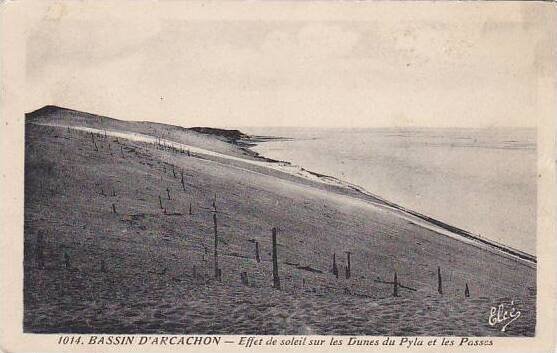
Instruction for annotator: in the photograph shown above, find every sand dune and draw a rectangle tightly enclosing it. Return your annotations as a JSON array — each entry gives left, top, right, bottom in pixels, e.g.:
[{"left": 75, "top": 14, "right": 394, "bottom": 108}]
[
  {"left": 35, "top": 122, "right": 535, "bottom": 266},
  {"left": 23, "top": 107, "right": 536, "bottom": 336}
]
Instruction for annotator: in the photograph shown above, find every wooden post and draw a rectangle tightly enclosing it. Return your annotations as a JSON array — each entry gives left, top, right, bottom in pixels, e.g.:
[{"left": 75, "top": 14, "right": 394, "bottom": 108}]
[
  {"left": 159, "top": 195, "right": 163, "bottom": 209},
  {"left": 64, "top": 249, "right": 71, "bottom": 269},
  {"left": 112, "top": 203, "right": 117, "bottom": 214},
  {"left": 393, "top": 272, "right": 399, "bottom": 297},
  {"left": 255, "top": 241, "right": 261, "bottom": 263},
  {"left": 181, "top": 171, "right": 185, "bottom": 191},
  {"left": 91, "top": 132, "right": 98, "bottom": 151},
  {"left": 465, "top": 283, "right": 470, "bottom": 298},
  {"left": 272, "top": 227, "right": 280, "bottom": 289},
  {"left": 189, "top": 202, "right": 192, "bottom": 215},
  {"left": 241, "top": 272, "right": 249, "bottom": 286},
  {"left": 213, "top": 213, "right": 220, "bottom": 281},
  {"left": 332, "top": 253, "right": 338, "bottom": 279},
  {"left": 345, "top": 251, "right": 351, "bottom": 279},
  {"left": 437, "top": 266, "right": 443, "bottom": 295}
]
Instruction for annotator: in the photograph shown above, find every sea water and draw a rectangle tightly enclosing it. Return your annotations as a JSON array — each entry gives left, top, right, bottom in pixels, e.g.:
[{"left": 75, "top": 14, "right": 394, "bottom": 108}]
[{"left": 242, "top": 127, "right": 537, "bottom": 255}]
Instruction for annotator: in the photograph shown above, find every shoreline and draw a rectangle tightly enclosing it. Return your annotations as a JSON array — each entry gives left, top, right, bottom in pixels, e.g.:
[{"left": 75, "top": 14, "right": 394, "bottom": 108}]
[
  {"left": 30, "top": 119, "right": 536, "bottom": 266},
  {"left": 244, "top": 133, "right": 537, "bottom": 265},
  {"left": 23, "top": 118, "right": 537, "bottom": 336}
]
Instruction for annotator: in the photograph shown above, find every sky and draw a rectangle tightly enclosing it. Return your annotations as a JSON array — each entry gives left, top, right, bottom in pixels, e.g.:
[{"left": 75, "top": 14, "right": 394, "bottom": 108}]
[{"left": 25, "top": 2, "right": 553, "bottom": 128}]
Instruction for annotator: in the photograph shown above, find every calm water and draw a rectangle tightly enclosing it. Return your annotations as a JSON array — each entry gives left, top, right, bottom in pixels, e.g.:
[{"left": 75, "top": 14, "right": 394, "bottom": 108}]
[{"left": 242, "top": 127, "right": 537, "bottom": 255}]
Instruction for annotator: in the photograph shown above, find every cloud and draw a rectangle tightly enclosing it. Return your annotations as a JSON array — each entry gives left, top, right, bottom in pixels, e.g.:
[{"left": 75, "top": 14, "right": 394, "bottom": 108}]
[
  {"left": 26, "top": 16, "right": 541, "bottom": 128},
  {"left": 26, "top": 16, "right": 162, "bottom": 80},
  {"left": 261, "top": 23, "right": 360, "bottom": 60}
]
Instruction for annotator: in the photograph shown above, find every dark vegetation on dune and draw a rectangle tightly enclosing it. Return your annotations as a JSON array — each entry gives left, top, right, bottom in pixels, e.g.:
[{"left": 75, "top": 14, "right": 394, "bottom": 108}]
[
  {"left": 23, "top": 106, "right": 536, "bottom": 336},
  {"left": 189, "top": 127, "right": 250, "bottom": 143},
  {"left": 26, "top": 105, "right": 282, "bottom": 162}
]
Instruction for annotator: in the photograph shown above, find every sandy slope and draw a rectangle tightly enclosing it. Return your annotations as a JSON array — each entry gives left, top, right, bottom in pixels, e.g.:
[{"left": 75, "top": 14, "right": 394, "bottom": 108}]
[
  {"left": 23, "top": 109, "right": 536, "bottom": 336},
  {"left": 35, "top": 122, "right": 535, "bottom": 265}
]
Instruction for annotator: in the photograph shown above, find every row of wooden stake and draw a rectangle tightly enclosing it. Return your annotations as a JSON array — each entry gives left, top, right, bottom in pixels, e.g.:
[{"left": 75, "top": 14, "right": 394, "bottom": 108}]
[
  {"left": 75, "top": 127, "right": 475, "bottom": 298},
  {"left": 392, "top": 267, "right": 471, "bottom": 298}
]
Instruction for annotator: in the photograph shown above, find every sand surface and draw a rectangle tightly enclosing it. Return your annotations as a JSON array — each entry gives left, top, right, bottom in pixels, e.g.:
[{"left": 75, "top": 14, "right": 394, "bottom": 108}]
[{"left": 23, "top": 109, "right": 536, "bottom": 336}]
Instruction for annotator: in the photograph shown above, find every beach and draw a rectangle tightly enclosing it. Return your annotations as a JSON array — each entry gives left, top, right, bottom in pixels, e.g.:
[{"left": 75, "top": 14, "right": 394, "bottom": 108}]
[
  {"left": 244, "top": 127, "right": 537, "bottom": 256},
  {"left": 23, "top": 106, "right": 536, "bottom": 336}
]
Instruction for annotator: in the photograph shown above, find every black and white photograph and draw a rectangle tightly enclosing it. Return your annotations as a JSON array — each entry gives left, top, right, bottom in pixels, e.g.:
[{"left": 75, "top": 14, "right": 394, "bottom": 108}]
[{"left": 1, "top": 1, "right": 556, "bottom": 351}]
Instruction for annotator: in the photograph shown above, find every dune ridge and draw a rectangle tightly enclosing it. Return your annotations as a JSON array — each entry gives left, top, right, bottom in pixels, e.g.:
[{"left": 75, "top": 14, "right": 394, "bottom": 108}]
[
  {"left": 23, "top": 106, "right": 536, "bottom": 335},
  {"left": 35, "top": 119, "right": 535, "bottom": 266}
]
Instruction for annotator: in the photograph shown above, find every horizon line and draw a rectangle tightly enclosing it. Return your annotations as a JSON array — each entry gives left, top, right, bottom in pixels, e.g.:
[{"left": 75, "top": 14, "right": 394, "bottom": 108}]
[{"left": 26, "top": 104, "right": 537, "bottom": 130}]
